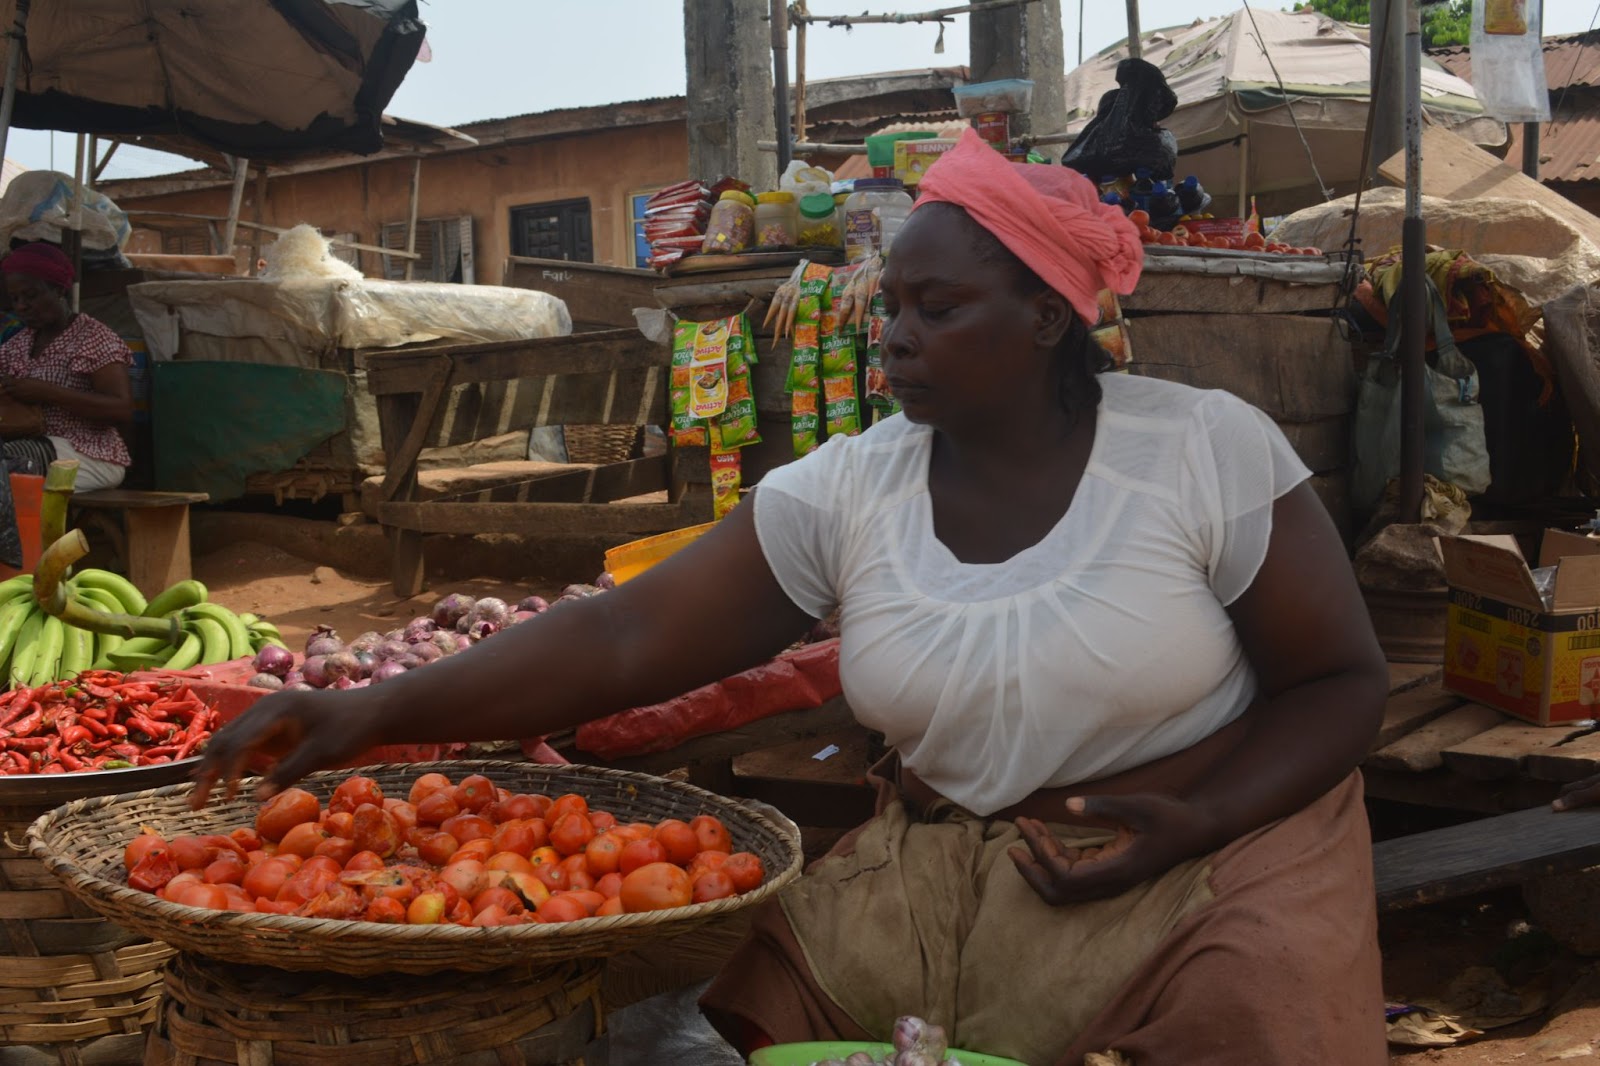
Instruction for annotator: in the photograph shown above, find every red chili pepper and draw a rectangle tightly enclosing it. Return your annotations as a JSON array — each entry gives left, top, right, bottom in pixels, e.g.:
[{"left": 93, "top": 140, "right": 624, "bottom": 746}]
[
  {"left": 141, "top": 745, "right": 180, "bottom": 758},
  {"left": 7, "top": 736, "right": 50, "bottom": 751},
  {"left": 9, "top": 707, "right": 42, "bottom": 737},
  {"left": 0, "top": 694, "right": 32, "bottom": 728},
  {"left": 58, "top": 725, "right": 92, "bottom": 747},
  {"left": 142, "top": 755, "right": 170, "bottom": 765},
  {"left": 126, "top": 716, "right": 173, "bottom": 742},
  {"left": 78, "top": 716, "right": 108, "bottom": 738},
  {"left": 175, "top": 728, "right": 208, "bottom": 761},
  {"left": 108, "top": 742, "right": 141, "bottom": 760},
  {"left": 38, "top": 762, "right": 64, "bottom": 773},
  {"left": 58, "top": 748, "right": 83, "bottom": 771},
  {"left": 104, "top": 722, "right": 127, "bottom": 737}
]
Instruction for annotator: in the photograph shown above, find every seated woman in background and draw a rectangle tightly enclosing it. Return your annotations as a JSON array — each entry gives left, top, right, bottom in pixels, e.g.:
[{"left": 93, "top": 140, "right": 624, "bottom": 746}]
[{"left": 0, "top": 242, "right": 133, "bottom": 489}]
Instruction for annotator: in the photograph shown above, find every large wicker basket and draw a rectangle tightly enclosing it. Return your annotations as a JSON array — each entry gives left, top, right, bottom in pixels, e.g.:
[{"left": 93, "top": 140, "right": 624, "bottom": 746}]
[
  {"left": 1, "top": 764, "right": 198, "bottom": 1065},
  {"left": 563, "top": 425, "right": 640, "bottom": 466},
  {"left": 30, "top": 761, "right": 802, "bottom": 977},
  {"left": 143, "top": 953, "right": 603, "bottom": 1066}
]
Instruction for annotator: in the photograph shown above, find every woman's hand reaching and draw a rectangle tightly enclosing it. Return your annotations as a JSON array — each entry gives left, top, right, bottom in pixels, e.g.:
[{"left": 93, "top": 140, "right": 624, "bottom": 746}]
[
  {"left": 1009, "top": 794, "right": 1222, "bottom": 905},
  {"left": 0, "top": 376, "right": 57, "bottom": 404},
  {"left": 191, "top": 688, "right": 382, "bottom": 808}
]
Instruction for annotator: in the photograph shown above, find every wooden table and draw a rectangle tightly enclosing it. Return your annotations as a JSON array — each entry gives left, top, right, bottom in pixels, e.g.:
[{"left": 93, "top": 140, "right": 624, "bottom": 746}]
[
  {"left": 71, "top": 489, "right": 209, "bottom": 596},
  {"left": 1364, "top": 663, "right": 1596, "bottom": 813}
]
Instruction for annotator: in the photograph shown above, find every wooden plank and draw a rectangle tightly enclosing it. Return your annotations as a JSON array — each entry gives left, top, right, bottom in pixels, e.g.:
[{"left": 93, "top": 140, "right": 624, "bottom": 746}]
[
  {"left": 1366, "top": 702, "right": 1506, "bottom": 773},
  {"left": 502, "top": 257, "right": 659, "bottom": 331},
  {"left": 1128, "top": 314, "right": 1355, "bottom": 422},
  {"left": 430, "top": 457, "right": 669, "bottom": 506},
  {"left": 363, "top": 330, "right": 665, "bottom": 396},
  {"left": 378, "top": 358, "right": 454, "bottom": 504},
  {"left": 1441, "top": 718, "right": 1568, "bottom": 781},
  {"left": 124, "top": 504, "right": 192, "bottom": 595},
  {"left": 1379, "top": 126, "right": 1600, "bottom": 252},
  {"left": 1390, "top": 662, "right": 1445, "bottom": 695},
  {"left": 1362, "top": 766, "right": 1560, "bottom": 814},
  {"left": 0, "top": 890, "right": 70, "bottom": 919},
  {"left": 1525, "top": 731, "right": 1600, "bottom": 784},
  {"left": 74, "top": 490, "right": 209, "bottom": 508},
  {"left": 378, "top": 388, "right": 426, "bottom": 598},
  {"left": 595, "top": 697, "right": 859, "bottom": 776},
  {"left": 1122, "top": 271, "right": 1344, "bottom": 315},
  {"left": 1372, "top": 684, "right": 1465, "bottom": 751},
  {"left": 379, "top": 499, "right": 690, "bottom": 537},
  {"left": 423, "top": 367, "right": 667, "bottom": 443},
  {"left": 1373, "top": 806, "right": 1600, "bottom": 911},
  {"left": 671, "top": 446, "right": 713, "bottom": 486}
]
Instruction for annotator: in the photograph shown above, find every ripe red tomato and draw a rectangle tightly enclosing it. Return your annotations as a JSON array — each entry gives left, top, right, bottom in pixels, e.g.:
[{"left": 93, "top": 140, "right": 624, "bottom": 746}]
[
  {"left": 486, "top": 851, "right": 535, "bottom": 877},
  {"left": 549, "top": 813, "right": 595, "bottom": 857},
  {"left": 595, "top": 872, "right": 623, "bottom": 900},
  {"left": 596, "top": 895, "right": 624, "bottom": 917},
  {"left": 448, "top": 839, "right": 496, "bottom": 864},
  {"left": 491, "top": 819, "right": 540, "bottom": 858},
  {"left": 535, "top": 894, "right": 589, "bottom": 924},
  {"left": 256, "top": 788, "right": 320, "bottom": 843},
  {"left": 364, "top": 896, "right": 407, "bottom": 923},
  {"left": 493, "top": 794, "right": 542, "bottom": 822},
  {"left": 124, "top": 832, "right": 167, "bottom": 872},
  {"left": 471, "top": 886, "right": 526, "bottom": 916},
  {"left": 470, "top": 904, "right": 516, "bottom": 927},
  {"left": 165, "top": 835, "right": 211, "bottom": 871},
  {"left": 329, "top": 775, "right": 384, "bottom": 815},
  {"left": 202, "top": 857, "right": 246, "bottom": 886},
  {"left": 417, "top": 832, "right": 460, "bottom": 866},
  {"left": 531, "top": 862, "right": 569, "bottom": 893},
  {"left": 386, "top": 802, "right": 419, "bottom": 835},
  {"left": 229, "top": 827, "right": 263, "bottom": 853},
  {"left": 528, "top": 846, "right": 562, "bottom": 869},
  {"left": 439, "top": 813, "right": 495, "bottom": 843},
  {"left": 455, "top": 775, "right": 498, "bottom": 813},
  {"left": 343, "top": 850, "right": 386, "bottom": 873},
  {"left": 408, "top": 773, "right": 454, "bottom": 807},
  {"left": 690, "top": 816, "right": 732, "bottom": 855},
  {"left": 415, "top": 790, "right": 460, "bottom": 827},
  {"left": 406, "top": 890, "right": 447, "bottom": 925},
  {"left": 313, "top": 837, "right": 358, "bottom": 866},
  {"left": 619, "top": 863, "right": 692, "bottom": 913},
  {"left": 499, "top": 871, "right": 551, "bottom": 910},
  {"left": 241, "top": 859, "right": 294, "bottom": 902},
  {"left": 352, "top": 804, "right": 402, "bottom": 858},
  {"left": 584, "top": 833, "right": 624, "bottom": 877},
  {"left": 565, "top": 889, "right": 606, "bottom": 915},
  {"left": 547, "top": 793, "right": 589, "bottom": 823},
  {"left": 277, "top": 822, "right": 331, "bottom": 859},
  {"left": 652, "top": 820, "right": 699, "bottom": 866},
  {"left": 589, "top": 811, "right": 617, "bottom": 832},
  {"left": 323, "top": 811, "right": 355, "bottom": 839},
  {"left": 721, "top": 852, "right": 765, "bottom": 893},
  {"left": 692, "top": 869, "right": 736, "bottom": 903},
  {"left": 129, "top": 849, "right": 180, "bottom": 893},
  {"left": 169, "top": 882, "right": 229, "bottom": 911},
  {"left": 618, "top": 838, "right": 667, "bottom": 876}
]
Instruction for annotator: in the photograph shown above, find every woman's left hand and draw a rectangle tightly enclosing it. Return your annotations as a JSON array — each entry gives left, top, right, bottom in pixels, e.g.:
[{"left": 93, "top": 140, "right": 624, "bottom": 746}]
[
  {"left": 0, "top": 376, "right": 54, "bottom": 404},
  {"left": 1008, "top": 793, "right": 1221, "bottom": 905}
]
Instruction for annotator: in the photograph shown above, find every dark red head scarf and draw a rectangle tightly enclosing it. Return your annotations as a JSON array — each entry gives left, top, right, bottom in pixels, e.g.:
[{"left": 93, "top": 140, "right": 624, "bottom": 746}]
[
  {"left": 1, "top": 242, "right": 75, "bottom": 290},
  {"left": 914, "top": 129, "right": 1143, "bottom": 325}
]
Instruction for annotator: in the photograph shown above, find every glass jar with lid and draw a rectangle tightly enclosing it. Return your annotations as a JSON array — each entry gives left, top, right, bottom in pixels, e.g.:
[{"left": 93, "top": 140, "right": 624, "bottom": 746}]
[
  {"left": 843, "top": 178, "right": 913, "bottom": 261},
  {"left": 798, "top": 193, "right": 842, "bottom": 248},
  {"left": 754, "top": 191, "right": 799, "bottom": 250},
  {"left": 702, "top": 190, "right": 756, "bottom": 255}
]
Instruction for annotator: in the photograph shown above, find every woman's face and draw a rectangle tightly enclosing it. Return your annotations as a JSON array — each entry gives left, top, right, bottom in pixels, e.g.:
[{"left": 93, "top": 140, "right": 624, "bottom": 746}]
[
  {"left": 5, "top": 273, "right": 67, "bottom": 330},
  {"left": 878, "top": 205, "right": 1070, "bottom": 431}
]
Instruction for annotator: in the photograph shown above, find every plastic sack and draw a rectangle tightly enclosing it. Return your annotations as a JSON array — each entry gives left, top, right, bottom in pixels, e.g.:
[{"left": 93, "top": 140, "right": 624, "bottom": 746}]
[
  {"left": 1469, "top": 0, "right": 1550, "bottom": 123},
  {"left": 1061, "top": 59, "right": 1180, "bottom": 181},
  {"left": 780, "top": 161, "right": 833, "bottom": 201},
  {"left": 1353, "top": 277, "right": 1492, "bottom": 512},
  {"left": 0, "top": 170, "right": 130, "bottom": 252}
]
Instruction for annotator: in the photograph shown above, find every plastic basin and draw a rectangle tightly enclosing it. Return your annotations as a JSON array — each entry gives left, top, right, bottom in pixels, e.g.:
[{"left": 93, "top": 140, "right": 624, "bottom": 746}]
[
  {"left": 750, "top": 1043, "right": 1026, "bottom": 1066},
  {"left": 603, "top": 522, "right": 715, "bottom": 584}
]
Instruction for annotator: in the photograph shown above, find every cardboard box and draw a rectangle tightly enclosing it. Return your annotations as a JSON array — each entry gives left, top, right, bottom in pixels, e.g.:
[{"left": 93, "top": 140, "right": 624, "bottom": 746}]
[
  {"left": 894, "top": 139, "right": 956, "bottom": 187},
  {"left": 1438, "top": 530, "right": 1600, "bottom": 725}
]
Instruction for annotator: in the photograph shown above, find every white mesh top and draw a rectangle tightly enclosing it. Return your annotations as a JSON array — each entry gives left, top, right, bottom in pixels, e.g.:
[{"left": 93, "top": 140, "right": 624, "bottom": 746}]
[{"left": 752, "top": 373, "right": 1311, "bottom": 816}]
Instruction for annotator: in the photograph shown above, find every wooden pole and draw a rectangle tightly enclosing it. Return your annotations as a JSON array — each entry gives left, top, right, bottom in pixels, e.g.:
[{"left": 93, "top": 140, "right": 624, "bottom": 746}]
[
  {"left": 1237, "top": 120, "right": 1249, "bottom": 221},
  {"left": 91, "top": 140, "right": 120, "bottom": 182},
  {"left": 795, "top": 3, "right": 808, "bottom": 144},
  {"left": 1522, "top": 122, "right": 1540, "bottom": 180},
  {"left": 248, "top": 167, "right": 267, "bottom": 276},
  {"left": 69, "top": 133, "right": 85, "bottom": 313},
  {"left": 0, "top": 0, "right": 30, "bottom": 173},
  {"left": 1125, "top": 0, "right": 1142, "bottom": 58},
  {"left": 772, "top": 0, "right": 792, "bottom": 173},
  {"left": 221, "top": 155, "right": 249, "bottom": 257},
  {"left": 403, "top": 156, "right": 422, "bottom": 281},
  {"left": 1398, "top": 0, "right": 1426, "bottom": 523}
]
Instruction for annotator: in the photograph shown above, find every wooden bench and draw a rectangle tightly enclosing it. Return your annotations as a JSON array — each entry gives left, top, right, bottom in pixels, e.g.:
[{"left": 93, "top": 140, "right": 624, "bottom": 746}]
[{"left": 71, "top": 490, "right": 208, "bottom": 596}]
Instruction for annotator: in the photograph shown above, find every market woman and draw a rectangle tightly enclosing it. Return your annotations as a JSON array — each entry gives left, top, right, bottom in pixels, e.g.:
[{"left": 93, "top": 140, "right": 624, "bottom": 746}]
[
  {"left": 196, "top": 131, "right": 1389, "bottom": 1064},
  {"left": 0, "top": 242, "right": 134, "bottom": 489}
]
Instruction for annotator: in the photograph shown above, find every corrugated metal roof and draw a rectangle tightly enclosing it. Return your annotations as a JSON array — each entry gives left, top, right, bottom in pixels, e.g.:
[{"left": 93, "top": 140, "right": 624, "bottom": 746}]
[{"left": 1432, "top": 31, "right": 1600, "bottom": 184}]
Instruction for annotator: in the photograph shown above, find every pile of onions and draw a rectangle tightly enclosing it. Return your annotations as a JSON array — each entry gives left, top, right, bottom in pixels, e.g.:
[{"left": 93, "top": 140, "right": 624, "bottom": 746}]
[{"left": 245, "top": 582, "right": 611, "bottom": 692}]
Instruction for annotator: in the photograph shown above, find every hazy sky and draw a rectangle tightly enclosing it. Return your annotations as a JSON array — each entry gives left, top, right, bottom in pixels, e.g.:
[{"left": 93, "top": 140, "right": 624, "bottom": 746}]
[{"left": 3, "top": 0, "right": 1593, "bottom": 180}]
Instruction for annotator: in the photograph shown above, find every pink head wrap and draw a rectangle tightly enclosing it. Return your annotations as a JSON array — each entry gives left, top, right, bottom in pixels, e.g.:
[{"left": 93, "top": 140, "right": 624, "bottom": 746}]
[
  {"left": 1, "top": 242, "right": 74, "bottom": 290},
  {"left": 913, "top": 129, "right": 1143, "bottom": 325}
]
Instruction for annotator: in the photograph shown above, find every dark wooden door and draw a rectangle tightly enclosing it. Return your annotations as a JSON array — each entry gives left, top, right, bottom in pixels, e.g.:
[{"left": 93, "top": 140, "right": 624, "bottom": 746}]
[{"left": 510, "top": 199, "right": 593, "bottom": 262}]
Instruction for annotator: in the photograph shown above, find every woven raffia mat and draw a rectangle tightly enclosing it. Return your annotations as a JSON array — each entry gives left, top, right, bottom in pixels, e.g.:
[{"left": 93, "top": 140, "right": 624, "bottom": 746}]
[
  {"left": 29, "top": 760, "right": 803, "bottom": 976},
  {"left": 144, "top": 953, "right": 603, "bottom": 1066}
]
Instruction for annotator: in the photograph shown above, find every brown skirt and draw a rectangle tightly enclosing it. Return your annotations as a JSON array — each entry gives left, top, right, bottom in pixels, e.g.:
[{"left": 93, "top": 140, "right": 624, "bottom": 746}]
[{"left": 701, "top": 760, "right": 1386, "bottom": 1065}]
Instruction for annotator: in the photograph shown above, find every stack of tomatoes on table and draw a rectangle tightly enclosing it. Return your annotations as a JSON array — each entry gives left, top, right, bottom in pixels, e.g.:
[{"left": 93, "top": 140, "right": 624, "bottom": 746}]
[
  {"left": 122, "top": 770, "right": 768, "bottom": 927},
  {"left": 1127, "top": 210, "right": 1324, "bottom": 255}
]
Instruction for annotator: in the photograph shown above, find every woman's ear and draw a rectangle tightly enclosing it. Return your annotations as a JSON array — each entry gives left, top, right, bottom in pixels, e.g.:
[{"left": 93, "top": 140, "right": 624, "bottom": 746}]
[{"left": 1033, "top": 289, "right": 1073, "bottom": 350}]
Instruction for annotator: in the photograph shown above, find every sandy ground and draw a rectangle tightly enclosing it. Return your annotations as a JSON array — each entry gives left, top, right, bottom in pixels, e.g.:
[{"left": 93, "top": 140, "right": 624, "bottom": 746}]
[{"left": 191, "top": 538, "right": 1600, "bottom": 1063}]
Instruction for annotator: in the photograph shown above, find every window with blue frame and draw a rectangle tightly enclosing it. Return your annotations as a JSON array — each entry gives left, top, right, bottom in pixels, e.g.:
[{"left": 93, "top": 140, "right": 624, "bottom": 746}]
[{"left": 630, "top": 189, "right": 660, "bottom": 268}]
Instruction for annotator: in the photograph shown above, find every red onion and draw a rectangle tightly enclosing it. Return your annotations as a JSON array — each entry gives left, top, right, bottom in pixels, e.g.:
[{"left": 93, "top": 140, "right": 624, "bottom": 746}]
[
  {"left": 371, "top": 660, "right": 408, "bottom": 684},
  {"left": 467, "top": 620, "right": 499, "bottom": 642},
  {"left": 396, "top": 654, "right": 424, "bottom": 670},
  {"left": 403, "top": 617, "right": 437, "bottom": 642},
  {"left": 252, "top": 644, "right": 295, "bottom": 679},
  {"left": 468, "top": 597, "right": 509, "bottom": 627},
  {"left": 324, "top": 651, "right": 361, "bottom": 683},
  {"left": 562, "top": 584, "right": 597, "bottom": 599},
  {"left": 410, "top": 641, "right": 442, "bottom": 663},
  {"left": 510, "top": 611, "right": 536, "bottom": 625},
  {"left": 332, "top": 676, "right": 357, "bottom": 690},
  {"left": 517, "top": 595, "right": 550, "bottom": 614},
  {"left": 301, "top": 656, "right": 332, "bottom": 688},
  {"left": 454, "top": 634, "right": 472, "bottom": 651},
  {"left": 354, "top": 649, "right": 379, "bottom": 676},
  {"left": 247, "top": 672, "right": 284, "bottom": 691},
  {"left": 428, "top": 631, "right": 458, "bottom": 657},
  {"left": 376, "top": 639, "right": 411, "bottom": 662},
  {"left": 594, "top": 572, "right": 617, "bottom": 590},
  {"left": 283, "top": 669, "right": 305, "bottom": 687},
  {"left": 431, "top": 593, "right": 476, "bottom": 628},
  {"left": 305, "top": 625, "right": 343, "bottom": 659},
  {"left": 384, "top": 628, "right": 405, "bottom": 643},
  {"left": 351, "top": 678, "right": 371, "bottom": 688},
  {"left": 284, "top": 682, "right": 314, "bottom": 692},
  {"left": 349, "top": 631, "right": 383, "bottom": 654}
]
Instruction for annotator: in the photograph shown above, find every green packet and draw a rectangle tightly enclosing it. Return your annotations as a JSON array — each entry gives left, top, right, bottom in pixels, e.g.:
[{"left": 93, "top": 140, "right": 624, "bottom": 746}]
[
  {"left": 669, "top": 319, "right": 709, "bottom": 446},
  {"left": 787, "top": 263, "right": 832, "bottom": 393},
  {"left": 822, "top": 373, "right": 860, "bottom": 439},
  {"left": 791, "top": 388, "right": 821, "bottom": 457}
]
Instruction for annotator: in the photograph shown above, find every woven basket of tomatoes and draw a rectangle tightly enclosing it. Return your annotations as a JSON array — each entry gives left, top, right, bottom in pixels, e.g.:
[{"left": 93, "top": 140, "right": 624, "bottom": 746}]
[{"left": 27, "top": 760, "right": 802, "bottom": 976}]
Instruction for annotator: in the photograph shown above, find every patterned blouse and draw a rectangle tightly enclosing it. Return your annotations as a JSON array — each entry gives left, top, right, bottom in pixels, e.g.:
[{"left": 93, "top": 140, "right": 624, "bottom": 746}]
[{"left": 0, "top": 314, "right": 132, "bottom": 466}]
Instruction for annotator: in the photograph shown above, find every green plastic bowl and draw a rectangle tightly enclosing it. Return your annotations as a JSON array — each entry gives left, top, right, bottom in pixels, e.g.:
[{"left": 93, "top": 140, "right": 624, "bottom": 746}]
[{"left": 750, "top": 1042, "right": 1026, "bottom": 1066}]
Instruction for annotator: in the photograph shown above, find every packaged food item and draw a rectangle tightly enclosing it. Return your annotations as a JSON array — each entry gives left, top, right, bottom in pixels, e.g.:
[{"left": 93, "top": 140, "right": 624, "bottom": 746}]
[
  {"left": 865, "top": 131, "right": 935, "bottom": 179},
  {"left": 864, "top": 287, "right": 892, "bottom": 410},
  {"left": 820, "top": 270, "right": 858, "bottom": 380},
  {"left": 823, "top": 373, "right": 861, "bottom": 439},
  {"left": 687, "top": 318, "right": 732, "bottom": 421},
  {"left": 786, "top": 262, "right": 832, "bottom": 393},
  {"left": 844, "top": 178, "right": 913, "bottom": 262},
  {"left": 1089, "top": 289, "right": 1132, "bottom": 369},
  {"left": 669, "top": 319, "right": 710, "bottom": 446},
  {"left": 952, "top": 79, "right": 1035, "bottom": 119},
  {"left": 798, "top": 193, "right": 842, "bottom": 247},
  {"left": 791, "top": 389, "right": 821, "bottom": 457},
  {"left": 715, "top": 314, "right": 761, "bottom": 449},
  {"left": 754, "top": 191, "right": 799, "bottom": 250},
  {"left": 894, "top": 138, "right": 957, "bottom": 187},
  {"left": 710, "top": 446, "right": 743, "bottom": 520},
  {"left": 702, "top": 190, "right": 756, "bottom": 255},
  {"left": 1484, "top": 0, "right": 1527, "bottom": 34}
]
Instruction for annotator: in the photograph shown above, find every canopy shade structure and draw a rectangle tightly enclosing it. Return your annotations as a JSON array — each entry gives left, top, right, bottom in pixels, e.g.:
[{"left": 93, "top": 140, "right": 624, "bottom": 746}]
[
  {"left": 1062, "top": 8, "right": 1507, "bottom": 213},
  {"left": 0, "top": 0, "right": 425, "bottom": 162}
]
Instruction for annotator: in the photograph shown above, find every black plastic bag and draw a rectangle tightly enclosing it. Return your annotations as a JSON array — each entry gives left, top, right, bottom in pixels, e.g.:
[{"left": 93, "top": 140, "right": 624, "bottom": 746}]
[{"left": 1063, "top": 58, "right": 1180, "bottom": 181}]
